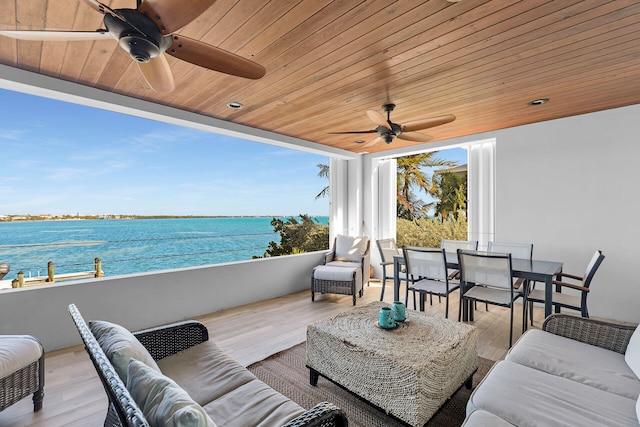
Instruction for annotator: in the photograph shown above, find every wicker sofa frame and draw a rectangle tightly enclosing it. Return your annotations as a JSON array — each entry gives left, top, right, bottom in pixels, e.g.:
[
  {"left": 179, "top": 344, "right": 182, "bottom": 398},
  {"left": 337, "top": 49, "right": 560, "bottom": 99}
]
[
  {"left": 541, "top": 313, "right": 637, "bottom": 353},
  {"left": 0, "top": 336, "right": 44, "bottom": 413},
  {"left": 68, "top": 304, "right": 348, "bottom": 427}
]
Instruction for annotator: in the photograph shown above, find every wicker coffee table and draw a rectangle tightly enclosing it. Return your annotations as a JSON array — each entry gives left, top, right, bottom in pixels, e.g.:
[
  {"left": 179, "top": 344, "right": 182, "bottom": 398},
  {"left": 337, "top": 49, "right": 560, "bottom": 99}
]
[{"left": 306, "top": 301, "right": 478, "bottom": 427}]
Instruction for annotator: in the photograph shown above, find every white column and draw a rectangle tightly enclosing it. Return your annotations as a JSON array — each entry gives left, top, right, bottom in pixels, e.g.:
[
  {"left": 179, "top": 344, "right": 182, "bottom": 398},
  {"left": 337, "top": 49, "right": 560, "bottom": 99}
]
[
  {"left": 467, "top": 139, "right": 496, "bottom": 250},
  {"left": 368, "top": 157, "right": 397, "bottom": 278},
  {"left": 329, "top": 156, "right": 364, "bottom": 239}
]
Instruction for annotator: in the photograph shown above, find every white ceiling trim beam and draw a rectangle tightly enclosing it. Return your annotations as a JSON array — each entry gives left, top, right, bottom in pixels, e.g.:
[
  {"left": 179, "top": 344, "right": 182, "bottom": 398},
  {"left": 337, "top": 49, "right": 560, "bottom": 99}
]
[{"left": 0, "top": 65, "right": 358, "bottom": 160}]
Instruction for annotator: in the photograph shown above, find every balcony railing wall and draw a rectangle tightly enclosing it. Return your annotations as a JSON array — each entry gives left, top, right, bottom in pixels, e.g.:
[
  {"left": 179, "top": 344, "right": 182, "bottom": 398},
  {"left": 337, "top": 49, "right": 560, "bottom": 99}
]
[{"left": 0, "top": 251, "right": 325, "bottom": 351}]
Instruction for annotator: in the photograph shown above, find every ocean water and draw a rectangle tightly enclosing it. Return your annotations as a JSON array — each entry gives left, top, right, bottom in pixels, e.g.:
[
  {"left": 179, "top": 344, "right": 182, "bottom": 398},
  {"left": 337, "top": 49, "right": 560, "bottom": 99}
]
[{"left": 0, "top": 217, "right": 328, "bottom": 281}]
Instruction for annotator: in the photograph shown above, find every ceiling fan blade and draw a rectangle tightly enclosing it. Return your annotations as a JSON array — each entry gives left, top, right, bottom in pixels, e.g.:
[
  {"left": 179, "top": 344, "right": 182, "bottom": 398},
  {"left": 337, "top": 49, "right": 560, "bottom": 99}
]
[
  {"left": 397, "top": 132, "right": 433, "bottom": 143},
  {"left": 0, "top": 30, "right": 111, "bottom": 41},
  {"left": 138, "top": 0, "right": 215, "bottom": 34},
  {"left": 367, "top": 110, "right": 391, "bottom": 129},
  {"left": 166, "top": 35, "right": 265, "bottom": 79},
  {"left": 401, "top": 114, "right": 456, "bottom": 132},
  {"left": 362, "top": 137, "right": 382, "bottom": 148},
  {"left": 137, "top": 53, "right": 175, "bottom": 92},
  {"left": 329, "top": 130, "right": 377, "bottom": 134}
]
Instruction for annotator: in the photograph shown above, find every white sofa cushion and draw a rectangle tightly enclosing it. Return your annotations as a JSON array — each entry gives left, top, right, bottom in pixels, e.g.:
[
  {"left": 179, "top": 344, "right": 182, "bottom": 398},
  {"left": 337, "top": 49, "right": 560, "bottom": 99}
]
[
  {"left": 333, "top": 235, "right": 368, "bottom": 262},
  {"left": 127, "top": 359, "right": 216, "bottom": 427},
  {"left": 462, "top": 409, "right": 513, "bottom": 426},
  {"left": 313, "top": 265, "right": 357, "bottom": 281},
  {"left": 506, "top": 329, "right": 640, "bottom": 399},
  {"left": 467, "top": 360, "right": 639, "bottom": 426},
  {"left": 325, "top": 261, "right": 362, "bottom": 270},
  {"left": 0, "top": 335, "right": 42, "bottom": 378},
  {"left": 157, "top": 340, "right": 306, "bottom": 427},
  {"left": 625, "top": 325, "right": 640, "bottom": 379}
]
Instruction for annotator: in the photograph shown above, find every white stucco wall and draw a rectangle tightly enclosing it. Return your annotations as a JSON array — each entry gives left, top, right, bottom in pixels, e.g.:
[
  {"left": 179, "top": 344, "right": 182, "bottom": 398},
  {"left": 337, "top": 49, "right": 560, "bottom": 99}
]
[
  {"left": 492, "top": 104, "right": 640, "bottom": 323},
  {"left": 0, "top": 252, "right": 325, "bottom": 351}
]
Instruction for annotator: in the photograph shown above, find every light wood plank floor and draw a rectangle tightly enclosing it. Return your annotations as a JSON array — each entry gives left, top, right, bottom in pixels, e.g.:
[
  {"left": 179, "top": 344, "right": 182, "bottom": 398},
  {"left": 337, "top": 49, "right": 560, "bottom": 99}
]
[{"left": 0, "top": 280, "right": 546, "bottom": 427}]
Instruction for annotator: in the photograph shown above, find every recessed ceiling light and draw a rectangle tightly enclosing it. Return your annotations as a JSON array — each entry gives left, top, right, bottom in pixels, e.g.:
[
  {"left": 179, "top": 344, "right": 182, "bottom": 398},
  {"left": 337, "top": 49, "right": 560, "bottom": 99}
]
[
  {"left": 355, "top": 140, "right": 365, "bottom": 144},
  {"left": 447, "top": 0, "right": 462, "bottom": 2},
  {"left": 226, "top": 102, "right": 244, "bottom": 109},
  {"left": 528, "top": 98, "right": 549, "bottom": 106}
]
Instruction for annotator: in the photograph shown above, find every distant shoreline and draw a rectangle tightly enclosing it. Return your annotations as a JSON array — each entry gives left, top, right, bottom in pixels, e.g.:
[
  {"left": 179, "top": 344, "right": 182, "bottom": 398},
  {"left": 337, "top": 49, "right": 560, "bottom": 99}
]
[{"left": 0, "top": 214, "right": 328, "bottom": 223}]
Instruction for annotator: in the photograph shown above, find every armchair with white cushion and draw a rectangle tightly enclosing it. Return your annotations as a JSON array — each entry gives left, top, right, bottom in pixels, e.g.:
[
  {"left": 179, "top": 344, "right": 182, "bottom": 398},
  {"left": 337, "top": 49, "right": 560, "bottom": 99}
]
[{"left": 324, "top": 235, "right": 371, "bottom": 289}]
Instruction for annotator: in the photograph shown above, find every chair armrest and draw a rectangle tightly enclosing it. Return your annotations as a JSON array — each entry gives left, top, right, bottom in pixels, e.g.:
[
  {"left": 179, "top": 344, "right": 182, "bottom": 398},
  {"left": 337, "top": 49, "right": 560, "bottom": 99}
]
[
  {"left": 552, "top": 279, "right": 589, "bottom": 292},
  {"left": 542, "top": 314, "right": 637, "bottom": 354},
  {"left": 281, "top": 402, "right": 348, "bottom": 427},
  {"left": 134, "top": 321, "right": 209, "bottom": 361},
  {"left": 380, "top": 261, "right": 394, "bottom": 266},
  {"left": 513, "top": 277, "right": 525, "bottom": 289},
  {"left": 557, "top": 272, "right": 583, "bottom": 281},
  {"left": 324, "top": 250, "right": 335, "bottom": 264}
]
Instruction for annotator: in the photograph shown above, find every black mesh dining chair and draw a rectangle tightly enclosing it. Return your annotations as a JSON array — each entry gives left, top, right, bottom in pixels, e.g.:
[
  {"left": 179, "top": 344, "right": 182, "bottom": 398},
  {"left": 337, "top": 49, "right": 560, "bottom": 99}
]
[
  {"left": 458, "top": 249, "right": 523, "bottom": 347},
  {"left": 403, "top": 246, "right": 459, "bottom": 319}
]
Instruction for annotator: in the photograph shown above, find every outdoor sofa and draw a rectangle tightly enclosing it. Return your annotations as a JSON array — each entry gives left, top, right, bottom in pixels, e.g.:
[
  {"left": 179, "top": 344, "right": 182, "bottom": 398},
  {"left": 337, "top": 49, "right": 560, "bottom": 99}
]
[
  {"left": 463, "top": 313, "right": 640, "bottom": 426},
  {"left": 68, "top": 304, "right": 347, "bottom": 427}
]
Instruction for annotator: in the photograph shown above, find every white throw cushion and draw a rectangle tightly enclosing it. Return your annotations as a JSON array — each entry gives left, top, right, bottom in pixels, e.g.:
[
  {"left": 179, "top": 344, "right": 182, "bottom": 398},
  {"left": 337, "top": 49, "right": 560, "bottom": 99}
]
[
  {"left": 626, "top": 325, "right": 640, "bottom": 379},
  {"left": 637, "top": 394, "right": 640, "bottom": 423},
  {"left": 90, "top": 320, "right": 160, "bottom": 383},
  {"left": 333, "top": 235, "right": 368, "bottom": 262},
  {"left": 127, "top": 359, "right": 216, "bottom": 427}
]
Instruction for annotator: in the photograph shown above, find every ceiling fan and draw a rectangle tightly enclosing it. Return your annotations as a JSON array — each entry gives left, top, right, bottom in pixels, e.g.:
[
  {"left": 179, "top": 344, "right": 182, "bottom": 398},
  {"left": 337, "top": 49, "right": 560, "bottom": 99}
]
[
  {"left": 330, "top": 103, "right": 455, "bottom": 147},
  {"left": 0, "top": 0, "right": 266, "bottom": 93}
]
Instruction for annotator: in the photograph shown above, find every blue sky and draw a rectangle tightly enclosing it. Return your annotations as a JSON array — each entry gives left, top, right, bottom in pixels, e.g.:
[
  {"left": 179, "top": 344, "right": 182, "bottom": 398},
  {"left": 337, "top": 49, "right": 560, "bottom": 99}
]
[{"left": 0, "top": 88, "right": 466, "bottom": 217}]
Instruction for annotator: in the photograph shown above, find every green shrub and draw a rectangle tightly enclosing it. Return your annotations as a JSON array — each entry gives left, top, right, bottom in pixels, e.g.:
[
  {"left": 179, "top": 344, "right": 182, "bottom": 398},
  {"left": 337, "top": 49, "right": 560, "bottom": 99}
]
[
  {"left": 260, "top": 215, "right": 329, "bottom": 257},
  {"left": 396, "top": 216, "right": 468, "bottom": 248}
]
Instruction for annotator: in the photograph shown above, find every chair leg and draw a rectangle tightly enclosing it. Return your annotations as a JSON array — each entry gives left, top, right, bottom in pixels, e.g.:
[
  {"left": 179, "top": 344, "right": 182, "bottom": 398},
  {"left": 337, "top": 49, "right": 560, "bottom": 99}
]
[
  {"left": 405, "top": 282, "right": 410, "bottom": 307},
  {"left": 380, "top": 277, "right": 386, "bottom": 301},
  {"left": 444, "top": 294, "right": 449, "bottom": 319},
  {"left": 529, "top": 300, "right": 534, "bottom": 326},
  {"left": 509, "top": 305, "right": 514, "bottom": 348}
]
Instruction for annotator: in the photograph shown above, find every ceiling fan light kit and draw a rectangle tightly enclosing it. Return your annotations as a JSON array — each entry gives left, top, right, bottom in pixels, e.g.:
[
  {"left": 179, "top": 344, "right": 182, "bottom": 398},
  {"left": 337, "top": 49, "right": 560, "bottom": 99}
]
[{"left": 0, "top": 0, "right": 265, "bottom": 93}]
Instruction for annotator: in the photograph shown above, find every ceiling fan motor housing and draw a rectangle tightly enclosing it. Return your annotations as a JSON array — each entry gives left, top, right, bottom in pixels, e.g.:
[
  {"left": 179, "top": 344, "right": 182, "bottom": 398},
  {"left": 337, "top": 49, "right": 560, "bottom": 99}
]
[{"left": 105, "top": 9, "right": 170, "bottom": 63}]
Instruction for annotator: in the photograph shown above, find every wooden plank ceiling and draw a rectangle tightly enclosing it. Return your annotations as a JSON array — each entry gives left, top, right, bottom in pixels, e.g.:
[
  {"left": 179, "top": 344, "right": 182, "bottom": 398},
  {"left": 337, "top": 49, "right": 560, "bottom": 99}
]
[{"left": 1, "top": 0, "right": 639, "bottom": 154}]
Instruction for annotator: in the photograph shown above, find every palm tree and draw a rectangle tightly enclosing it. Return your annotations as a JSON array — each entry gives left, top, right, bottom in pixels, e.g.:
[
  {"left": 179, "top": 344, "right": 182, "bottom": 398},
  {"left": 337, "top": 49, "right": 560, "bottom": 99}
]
[
  {"left": 433, "top": 172, "right": 467, "bottom": 220},
  {"left": 397, "top": 153, "right": 455, "bottom": 220},
  {"left": 315, "top": 163, "right": 330, "bottom": 200}
]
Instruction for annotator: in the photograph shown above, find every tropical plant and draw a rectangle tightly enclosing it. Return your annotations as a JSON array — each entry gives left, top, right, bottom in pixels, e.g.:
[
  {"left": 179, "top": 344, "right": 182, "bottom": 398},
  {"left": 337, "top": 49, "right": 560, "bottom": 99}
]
[
  {"left": 397, "top": 153, "right": 455, "bottom": 220},
  {"left": 315, "top": 163, "right": 330, "bottom": 200},
  {"left": 433, "top": 172, "right": 467, "bottom": 220},
  {"left": 261, "top": 215, "right": 329, "bottom": 257}
]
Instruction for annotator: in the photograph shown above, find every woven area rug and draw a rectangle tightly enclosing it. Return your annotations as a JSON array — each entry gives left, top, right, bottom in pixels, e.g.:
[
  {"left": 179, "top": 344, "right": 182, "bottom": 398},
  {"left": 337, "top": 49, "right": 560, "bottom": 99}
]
[{"left": 248, "top": 342, "right": 495, "bottom": 427}]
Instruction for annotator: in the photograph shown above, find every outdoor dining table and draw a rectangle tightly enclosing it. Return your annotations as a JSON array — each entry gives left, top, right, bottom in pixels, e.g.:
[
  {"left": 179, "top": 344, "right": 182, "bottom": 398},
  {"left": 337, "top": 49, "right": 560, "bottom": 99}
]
[{"left": 393, "top": 251, "right": 563, "bottom": 319}]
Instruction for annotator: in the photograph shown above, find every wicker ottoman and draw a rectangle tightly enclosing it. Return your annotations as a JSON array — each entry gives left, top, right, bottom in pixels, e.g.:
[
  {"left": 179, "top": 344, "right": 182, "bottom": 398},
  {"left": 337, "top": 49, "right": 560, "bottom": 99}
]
[
  {"left": 0, "top": 335, "right": 44, "bottom": 413},
  {"left": 306, "top": 301, "right": 478, "bottom": 427},
  {"left": 311, "top": 265, "right": 363, "bottom": 305}
]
